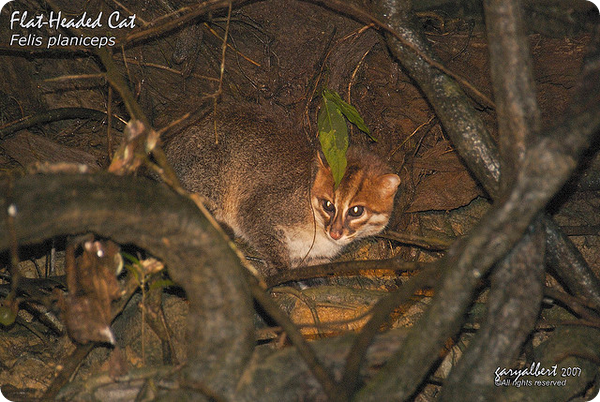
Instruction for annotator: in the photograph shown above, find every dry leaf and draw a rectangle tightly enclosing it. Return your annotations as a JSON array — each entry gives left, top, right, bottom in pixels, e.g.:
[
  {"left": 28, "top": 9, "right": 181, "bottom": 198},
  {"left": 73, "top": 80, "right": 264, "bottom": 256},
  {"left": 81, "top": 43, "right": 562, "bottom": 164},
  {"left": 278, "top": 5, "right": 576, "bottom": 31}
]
[{"left": 59, "top": 238, "right": 123, "bottom": 345}]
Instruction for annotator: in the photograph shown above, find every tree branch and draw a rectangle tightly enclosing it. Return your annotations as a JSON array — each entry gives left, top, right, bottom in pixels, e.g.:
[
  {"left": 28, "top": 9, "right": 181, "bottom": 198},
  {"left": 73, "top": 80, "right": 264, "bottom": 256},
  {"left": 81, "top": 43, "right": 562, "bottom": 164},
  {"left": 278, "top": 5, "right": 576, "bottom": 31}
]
[
  {"left": 442, "top": 0, "right": 546, "bottom": 398},
  {"left": 0, "top": 174, "right": 255, "bottom": 399},
  {"left": 352, "top": 1, "right": 600, "bottom": 398}
]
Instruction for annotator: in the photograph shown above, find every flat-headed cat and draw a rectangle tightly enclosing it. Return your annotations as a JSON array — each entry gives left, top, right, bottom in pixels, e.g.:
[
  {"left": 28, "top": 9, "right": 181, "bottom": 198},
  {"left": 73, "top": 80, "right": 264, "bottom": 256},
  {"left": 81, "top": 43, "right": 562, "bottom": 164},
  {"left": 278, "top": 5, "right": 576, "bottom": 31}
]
[{"left": 164, "top": 104, "right": 400, "bottom": 276}]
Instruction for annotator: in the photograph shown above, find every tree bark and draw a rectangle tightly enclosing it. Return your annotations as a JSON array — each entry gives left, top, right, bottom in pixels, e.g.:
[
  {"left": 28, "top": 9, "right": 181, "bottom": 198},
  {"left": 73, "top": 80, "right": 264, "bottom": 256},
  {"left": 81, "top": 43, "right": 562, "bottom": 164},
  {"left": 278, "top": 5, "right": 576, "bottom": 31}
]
[
  {"left": 0, "top": 174, "right": 255, "bottom": 400},
  {"left": 351, "top": 1, "right": 600, "bottom": 399}
]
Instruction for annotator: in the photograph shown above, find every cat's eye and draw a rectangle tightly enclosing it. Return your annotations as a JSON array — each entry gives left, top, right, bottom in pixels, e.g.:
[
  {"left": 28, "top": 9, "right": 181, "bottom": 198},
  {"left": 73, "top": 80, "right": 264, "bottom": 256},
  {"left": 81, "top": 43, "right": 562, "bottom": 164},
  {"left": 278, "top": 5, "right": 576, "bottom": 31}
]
[
  {"left": 322, "top": 200, "right": 335, "bottom": 214},
  {"left": 348, "top": 205, "right": 365, "bottom": 217}
]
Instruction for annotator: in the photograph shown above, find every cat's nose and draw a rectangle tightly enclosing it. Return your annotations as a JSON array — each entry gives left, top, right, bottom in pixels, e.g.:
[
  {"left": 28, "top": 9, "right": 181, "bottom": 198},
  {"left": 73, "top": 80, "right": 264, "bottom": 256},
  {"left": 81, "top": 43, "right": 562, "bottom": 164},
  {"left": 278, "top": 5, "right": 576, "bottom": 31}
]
[
  {"left": 330, "top": 228, "right": 343, "bottom": 240},
  {"left": 330, "top": 214, "right": 345, "bottom": 240}
]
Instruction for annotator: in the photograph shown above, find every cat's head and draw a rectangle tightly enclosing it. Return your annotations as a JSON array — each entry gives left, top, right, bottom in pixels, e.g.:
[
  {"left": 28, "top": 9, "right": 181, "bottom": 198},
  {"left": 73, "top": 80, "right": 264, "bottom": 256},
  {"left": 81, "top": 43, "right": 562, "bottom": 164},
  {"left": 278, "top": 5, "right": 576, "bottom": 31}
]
[{"left": 311, "top": 148, "right": 400, "bottom": 245}]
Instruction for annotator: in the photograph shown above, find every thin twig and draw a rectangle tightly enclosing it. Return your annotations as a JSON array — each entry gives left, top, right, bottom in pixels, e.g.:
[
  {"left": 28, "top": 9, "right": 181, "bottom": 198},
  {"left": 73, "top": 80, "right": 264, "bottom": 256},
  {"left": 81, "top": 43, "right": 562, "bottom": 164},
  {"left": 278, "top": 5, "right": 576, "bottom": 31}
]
[
  {"left": 390, "top": 114, "right": 437, "bottom": 157},
  {"left": 43, "top": 73, "right": 105, "bottom": 82},
  {"left": 304, "top": 0, "right": 495, "bottom": 108},
  {"left": 211, "top": 2, "right": 233, "bottom": 144},
  {"left": 265, "top": 257, "right": 426, "bottom": 288},
  {"left": 544, "top": 287, "right": 600, "bottom": 320},
  {"left": 113, "top": 56, "right": 220, "bottom": 82},
  {"left": 107, "top": 86, "right": 114, "bottom": 161},
  {"left": 204, "top": 22, "right": 262, "bottom": 67},
  {"left": 120, "top": 0, "right": 247, "bottom": 46},
  {"left": 347, "top": 43, "right": 372, "bottom": 103},
  {"left": 0, "top": 108, "right": 125, "bottom": 140},
  {"left": 380, "top": 229, "right": 453, "bottom": 250}
]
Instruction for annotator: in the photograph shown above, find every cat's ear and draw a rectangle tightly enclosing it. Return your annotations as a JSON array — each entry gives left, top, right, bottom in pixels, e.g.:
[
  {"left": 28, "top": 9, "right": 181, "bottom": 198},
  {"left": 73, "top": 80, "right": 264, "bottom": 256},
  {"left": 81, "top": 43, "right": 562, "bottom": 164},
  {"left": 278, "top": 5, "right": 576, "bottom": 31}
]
[{"left": 378, "top": 174, "right": 400, "bottom": 198}]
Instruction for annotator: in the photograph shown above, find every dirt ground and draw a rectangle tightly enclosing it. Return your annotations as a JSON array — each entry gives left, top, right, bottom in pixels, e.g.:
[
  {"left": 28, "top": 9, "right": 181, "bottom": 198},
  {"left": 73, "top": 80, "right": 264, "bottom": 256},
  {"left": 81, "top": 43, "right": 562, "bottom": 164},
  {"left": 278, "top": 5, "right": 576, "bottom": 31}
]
[{"left": 0, "top": 0, "right": 599, "bottom": 400}]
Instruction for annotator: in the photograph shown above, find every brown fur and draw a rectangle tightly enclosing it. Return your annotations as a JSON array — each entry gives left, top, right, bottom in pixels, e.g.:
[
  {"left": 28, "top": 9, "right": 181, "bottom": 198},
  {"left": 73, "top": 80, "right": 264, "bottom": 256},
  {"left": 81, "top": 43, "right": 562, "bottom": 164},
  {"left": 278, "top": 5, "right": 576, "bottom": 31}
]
[{"left": 164, "top": 104, "right": 400, "bottom": 276}]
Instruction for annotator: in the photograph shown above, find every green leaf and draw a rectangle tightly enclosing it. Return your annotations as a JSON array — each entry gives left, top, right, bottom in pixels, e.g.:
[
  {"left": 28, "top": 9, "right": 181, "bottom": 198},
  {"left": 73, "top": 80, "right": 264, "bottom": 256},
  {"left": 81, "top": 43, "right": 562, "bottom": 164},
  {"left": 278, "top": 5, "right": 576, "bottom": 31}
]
[
  {"left": 318, "top": 94, "right": 348, "bottom": 189},
  {"left": 323, "top": 89, "right": 376, "bottom": 141},
  {"left": 121, "top": 252, "right": 140, "bottom": 265}
]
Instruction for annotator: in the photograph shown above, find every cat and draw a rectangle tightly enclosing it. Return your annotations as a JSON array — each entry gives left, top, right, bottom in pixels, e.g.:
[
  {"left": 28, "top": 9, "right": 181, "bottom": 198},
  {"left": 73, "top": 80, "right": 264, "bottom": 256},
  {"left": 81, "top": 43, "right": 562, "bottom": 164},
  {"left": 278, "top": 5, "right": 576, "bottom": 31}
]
[{"left": 163, "top": 104, "right": 400, "bottom": 276}]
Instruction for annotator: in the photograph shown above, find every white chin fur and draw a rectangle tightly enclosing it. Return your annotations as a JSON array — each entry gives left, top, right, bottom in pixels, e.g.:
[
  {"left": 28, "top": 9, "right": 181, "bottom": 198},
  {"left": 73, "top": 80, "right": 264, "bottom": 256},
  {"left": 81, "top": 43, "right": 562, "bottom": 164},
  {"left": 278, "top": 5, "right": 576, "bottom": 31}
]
[
  {"left": 281, "top": 213, "right": 389, "bottom": 267},
  {"left": 282, "top": 225, "right": 346, "bottom": 267}
]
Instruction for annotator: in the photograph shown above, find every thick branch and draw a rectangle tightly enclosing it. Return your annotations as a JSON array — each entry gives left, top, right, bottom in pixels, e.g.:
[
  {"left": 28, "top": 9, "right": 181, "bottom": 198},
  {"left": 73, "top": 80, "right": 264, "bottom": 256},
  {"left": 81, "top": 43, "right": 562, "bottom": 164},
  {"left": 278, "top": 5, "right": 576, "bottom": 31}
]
[
  {"left": 484, "top": 0, "right": 541, "bottom": 189},
  {"left": 354, "top": 2, "right": 600, "bottom": 398},
  {"left": 441, "top": 221, "right": 546, "bottom": 401},
  {"left": 308, "top": 0, "right": 600, "bottom": 315},
  {"left": 296, "top": 0, "right": 600, "bottom": 398},
  {"left": 441, "top": 0, "right": 546, "bottom": 399},
  {"left": 362, "top": 0, "right": 600, "bottom": 313},
  {"left": 0, "top": 174, "right": 255, "bottom": 399},
  {"left": 369, "top": 0, "right": 502, "bottom": 197},
  {"left": 356, "top": 96, "right": 598, "bottom": 400},
  {"left": 544, "top": 219, "right": 600, "bottom": 306}
]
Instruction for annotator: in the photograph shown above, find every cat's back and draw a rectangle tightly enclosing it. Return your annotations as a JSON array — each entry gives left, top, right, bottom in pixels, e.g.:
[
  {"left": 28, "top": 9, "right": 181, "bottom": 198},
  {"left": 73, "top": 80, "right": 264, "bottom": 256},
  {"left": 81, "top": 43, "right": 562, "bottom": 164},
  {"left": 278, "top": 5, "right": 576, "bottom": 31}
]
[
  {"left": 166, "top": 104, "right": 311, "bottom": 187},
  {"left": 164, "top": 103, "right": 315, "bottom": 236}
]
